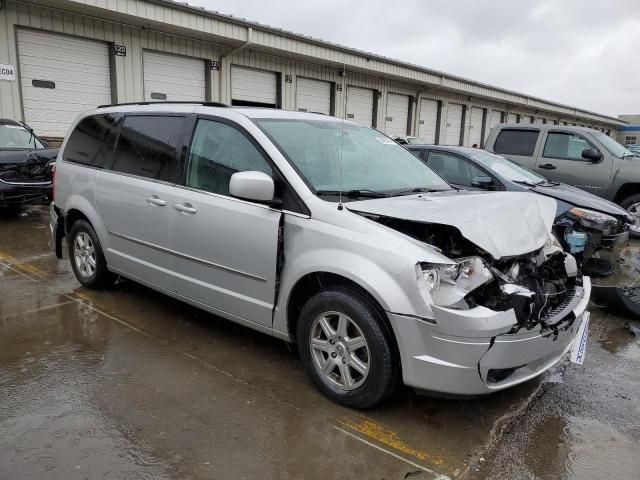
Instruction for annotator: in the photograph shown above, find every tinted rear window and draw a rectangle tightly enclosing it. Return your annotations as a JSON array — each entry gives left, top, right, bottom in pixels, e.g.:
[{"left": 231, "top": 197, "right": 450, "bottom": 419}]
[
  {"left": 494, "top": 129, "right": 539, "bottom": 156},
  {"left": 64, "top": 114, "right": 120, "bottom": 167},
  {"left": 111, "top": 115, "right": 185, "bottom": 182}
]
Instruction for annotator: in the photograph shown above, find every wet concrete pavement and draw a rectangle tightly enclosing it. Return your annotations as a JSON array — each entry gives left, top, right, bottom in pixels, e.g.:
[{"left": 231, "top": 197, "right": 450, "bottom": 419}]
[{"left": 1, "top": 206, "right": 639, "bottom": 479}]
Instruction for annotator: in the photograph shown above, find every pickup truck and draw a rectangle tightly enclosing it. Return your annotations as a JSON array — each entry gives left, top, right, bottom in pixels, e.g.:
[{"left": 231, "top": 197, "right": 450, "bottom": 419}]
[{"left": 484, "top": 124, "right": 640, "bottom": 234}]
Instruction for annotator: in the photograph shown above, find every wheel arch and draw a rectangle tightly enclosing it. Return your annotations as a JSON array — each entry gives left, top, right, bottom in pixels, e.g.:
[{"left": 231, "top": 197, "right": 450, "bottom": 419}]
[
  {"left": 614, "top": 182, "right": 640, "bottom": 205},
  {"left": 61, "top": 194, "right": 108, "bottom": 246},
  {"left": 285, "top": 271, "right": 401, "bottom": 366}
]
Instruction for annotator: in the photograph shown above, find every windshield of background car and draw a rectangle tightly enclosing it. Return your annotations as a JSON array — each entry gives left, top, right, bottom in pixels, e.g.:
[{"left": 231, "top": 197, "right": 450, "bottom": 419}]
[
  {"left": 469, "top": 150, "right": 547, "bottom": 184},
  {"left": 256, "top": 119, "right": 451, "bottom": 197},
  {"left": 593, "top": 131, "right": 634, "bottom": 158},
  {"left": 0, "top": 124, "right": 45, "bottom": 149}
]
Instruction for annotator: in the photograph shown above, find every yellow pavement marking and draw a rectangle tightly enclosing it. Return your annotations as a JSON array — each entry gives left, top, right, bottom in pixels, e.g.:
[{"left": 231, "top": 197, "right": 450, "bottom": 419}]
[
  {"left": 338, "top": 417, "right": 445, "bottom": 466},
  {"left": 0, "top": 251, "right": 48, "bottom": 280},
  {"left": 331, "top": 426, "right": 450, "bottom": 480}
]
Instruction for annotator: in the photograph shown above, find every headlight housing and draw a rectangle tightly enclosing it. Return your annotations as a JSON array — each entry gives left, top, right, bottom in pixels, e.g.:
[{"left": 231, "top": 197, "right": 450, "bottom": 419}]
[
  {"left": 421, "top": 257, "right": 476, "bottom": 291},
  {"left": 568, "top": 207, "right": 618, "bottom": 232},
  {"left": 419, "top": 257, "right": 492, "bottom": 309}
]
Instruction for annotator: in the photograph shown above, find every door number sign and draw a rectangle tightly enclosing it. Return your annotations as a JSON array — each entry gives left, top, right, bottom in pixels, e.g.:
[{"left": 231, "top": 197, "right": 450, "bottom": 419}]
[
  {"left": 112, "top": 45, "right": 127, "bottom": 56},
  {"left": 0, "top": 64, "right": 16, "bottom": 81}
]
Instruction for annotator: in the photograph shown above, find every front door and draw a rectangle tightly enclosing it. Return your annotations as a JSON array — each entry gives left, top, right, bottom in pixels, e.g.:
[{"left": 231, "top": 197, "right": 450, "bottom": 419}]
[
  {"left": 535, "top": 130, "right": 612, "bottom": 196},
  {"left": 171, "top": 117, "right": 280, "bottom": 327}
]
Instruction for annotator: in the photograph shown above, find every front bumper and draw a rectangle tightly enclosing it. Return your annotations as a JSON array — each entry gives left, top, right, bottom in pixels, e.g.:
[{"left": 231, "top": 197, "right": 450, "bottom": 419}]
[
  {"left": 388, "top": 277, "right": 591, "bottom": 395},
  {"left": 600, "top": 227, "right": 629, "bottom": 247},
  {"left": 0, "top": 178, "right": 52, "bottom": 206}
]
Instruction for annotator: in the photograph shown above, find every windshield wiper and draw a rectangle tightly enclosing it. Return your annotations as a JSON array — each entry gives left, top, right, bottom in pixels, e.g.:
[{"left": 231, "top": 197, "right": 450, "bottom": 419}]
[
  {"left": 513, "top": 180, "right": 540, "bottom": 187},
  {"left": 391, "top": 186, "right": 452, "bottom": 196},
  {"left": 316, "top": 189, "right": 389, "bottom": 199},
  {"left": 514, "top": 179, "right": 559, "bottom": 188}
]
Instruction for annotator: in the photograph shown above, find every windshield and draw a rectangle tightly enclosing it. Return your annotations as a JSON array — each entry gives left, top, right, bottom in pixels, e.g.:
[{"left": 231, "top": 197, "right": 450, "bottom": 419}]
[
  {"left": 256, "top": 119, "right": 451, "bottom": 198},
  {"left": 593, "top": 131, "right": 633, "bottom": 158},
  {"left": 0, "top": 124, "right": 45, "bottom": 149},
  {"left": 469, "top": 150, "right": 547, "bottom": 184}
]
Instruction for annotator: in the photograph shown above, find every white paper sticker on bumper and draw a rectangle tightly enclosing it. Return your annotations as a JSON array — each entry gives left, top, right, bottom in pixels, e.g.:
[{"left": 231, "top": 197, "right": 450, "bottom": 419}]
[{"left": 570, "top": 311, "right": 590, "bottom": 365}]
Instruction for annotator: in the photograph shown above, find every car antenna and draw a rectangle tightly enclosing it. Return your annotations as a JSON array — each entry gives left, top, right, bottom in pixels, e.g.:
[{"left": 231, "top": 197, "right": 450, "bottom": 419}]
[{"left": 338, "top": 63, "right": 346, "bottom": 211}]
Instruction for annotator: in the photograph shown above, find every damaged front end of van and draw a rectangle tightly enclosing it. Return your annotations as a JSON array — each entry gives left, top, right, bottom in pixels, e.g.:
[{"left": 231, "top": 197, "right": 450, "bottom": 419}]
[{"left": 347, "top": 191, "right": 591, "bottom": 395}]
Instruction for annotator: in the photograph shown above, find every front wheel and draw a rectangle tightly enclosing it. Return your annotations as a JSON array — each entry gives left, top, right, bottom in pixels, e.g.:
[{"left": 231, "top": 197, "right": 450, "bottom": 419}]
[
  {"left": 620, "top": 194, "right": 640, "bottom": 238},
  {"left": 297, "top": 287, "right": 399, "bottom": 409}
]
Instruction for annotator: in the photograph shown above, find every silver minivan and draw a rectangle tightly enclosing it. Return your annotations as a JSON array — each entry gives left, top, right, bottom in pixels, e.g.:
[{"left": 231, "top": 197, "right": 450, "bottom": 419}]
[{"left": 51, "top": 104, "right": 591, "bottom": 408}]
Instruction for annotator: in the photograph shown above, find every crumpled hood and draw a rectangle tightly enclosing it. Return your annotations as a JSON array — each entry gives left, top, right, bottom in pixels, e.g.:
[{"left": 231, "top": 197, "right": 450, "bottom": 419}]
[
  {"left": 347, "top": 191, "right": 557, "bottom": 259},
  {"left": 531, "top": 183, "right": 631, "bottom": 221}
]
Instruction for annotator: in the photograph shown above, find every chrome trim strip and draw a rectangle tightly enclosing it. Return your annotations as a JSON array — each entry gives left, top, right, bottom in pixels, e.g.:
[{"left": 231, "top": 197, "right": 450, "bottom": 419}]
[
  {"left": 0, "top": 178, "right": 51, "bottom": 186},
  {"left": 172, "top": 183, "right": 282, "bottom": 212},
  {"left": 108, "top": 231, "right": 267, "bottom": 283}
]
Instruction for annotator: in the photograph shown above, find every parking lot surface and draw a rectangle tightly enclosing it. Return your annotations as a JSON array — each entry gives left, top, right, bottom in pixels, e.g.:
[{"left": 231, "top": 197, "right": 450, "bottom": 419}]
[{"left": 1, "top": 206, "right": 639, "bottom": 479}]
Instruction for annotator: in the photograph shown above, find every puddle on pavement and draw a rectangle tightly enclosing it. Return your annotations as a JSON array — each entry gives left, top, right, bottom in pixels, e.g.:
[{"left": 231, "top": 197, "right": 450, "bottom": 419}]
[
  {"left": 525, "top": 415, "right": 640, "bottom": 480},
  {"left": 598, "top": 324, "right": 640, "bottom": 360}
]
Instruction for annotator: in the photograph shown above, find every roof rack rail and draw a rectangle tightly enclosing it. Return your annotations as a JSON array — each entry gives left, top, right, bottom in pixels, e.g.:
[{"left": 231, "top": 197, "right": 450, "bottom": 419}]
[{"left": 96, "top": 101, "right": 228, "bottom": 109}]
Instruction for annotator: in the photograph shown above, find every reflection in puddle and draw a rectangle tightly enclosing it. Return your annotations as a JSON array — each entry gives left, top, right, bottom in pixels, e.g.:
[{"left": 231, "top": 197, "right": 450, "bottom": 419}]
[
  {"left": 0, "top": 303, "right": 171, "bottom": 480},
  {"left": 597, "top": 324, "right": 640, "bottom": 361},
  {"left": 526, "top": 416, "right": 640, "bottom": 480}
]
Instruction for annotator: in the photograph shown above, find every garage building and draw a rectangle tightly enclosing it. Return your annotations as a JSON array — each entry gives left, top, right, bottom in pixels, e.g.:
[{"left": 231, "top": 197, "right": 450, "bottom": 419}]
[{"left": 0, "top": 0, "right": 625, "bottom": 146}]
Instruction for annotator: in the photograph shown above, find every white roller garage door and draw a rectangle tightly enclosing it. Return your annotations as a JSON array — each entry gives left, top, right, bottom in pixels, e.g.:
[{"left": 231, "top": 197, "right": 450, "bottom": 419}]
[
  {"left": 143, "top": 51, "right": 205, "bottom": 102},
  {"left": 507, "top": 113, "right": 518, "bottom": 123},
  {"left": 346, "top": 86, "right": 374, "bottom": 127},
  {"left": 296, "top": 77, "right": 331, "bottom": 115},
  {"left": 468, "top": 107, "right": 484, "bottom": 147},
  {"left": 444, "top": 103, "right": 463, "bottom": 145},
  {"left": 417, "top": 99, "right": 438, "bottom": 144},
  {"left": 486, "top": 110, "right": 504, "bottom": 140},
  {"left": 17, "top": 29, "right": 112, "bottom": 138},
  {"left": 384, "top": 93, "right": 409, "bottom": 137},
  {"left": 534, "top": 117, "right": 545, "bottom": 124},
  {"left": 231, "top": 66, "right": 278, "bottom": 107}
]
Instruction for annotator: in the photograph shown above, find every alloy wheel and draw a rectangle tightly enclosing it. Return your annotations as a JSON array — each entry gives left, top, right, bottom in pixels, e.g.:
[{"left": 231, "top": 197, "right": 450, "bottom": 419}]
[
  {"left": 73, "top": 232, "right": 96, "bottom": 279},
  {"left": 309, "top": 311, "right": 370, "bottom": 390},
  {"left": 627, "top": 202, "right": 640, "bottom": 234}
]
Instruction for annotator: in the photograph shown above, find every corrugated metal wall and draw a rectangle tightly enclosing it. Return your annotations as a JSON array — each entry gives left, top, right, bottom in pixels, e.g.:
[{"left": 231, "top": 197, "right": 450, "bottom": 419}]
[{"left": 0, "top": 0, "right": 617, "bottom": 140}]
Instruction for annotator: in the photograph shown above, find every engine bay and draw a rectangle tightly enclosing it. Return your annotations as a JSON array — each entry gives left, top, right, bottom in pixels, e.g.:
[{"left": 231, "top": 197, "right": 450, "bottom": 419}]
[{"left": 366, "top": 214, "right": 578, "bottom": 333}]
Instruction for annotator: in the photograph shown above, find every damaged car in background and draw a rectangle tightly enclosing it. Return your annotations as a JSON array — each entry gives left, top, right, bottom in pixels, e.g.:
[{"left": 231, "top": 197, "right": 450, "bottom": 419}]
[
  {"left": 406, "top": 145, "right": 637, "bottom": 316},
  {"left": 0, "top": 119, "right": 57, "bottom": 210},
  {"left": 51, "top": 105, "right": 590, "bottom": 408}
]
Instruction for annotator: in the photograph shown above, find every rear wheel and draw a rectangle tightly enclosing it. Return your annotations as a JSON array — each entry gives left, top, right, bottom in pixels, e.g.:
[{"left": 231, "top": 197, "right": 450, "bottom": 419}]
[
  {"left": 68, "top": 219, "right": 116, "bottom": 289},
  {"left": 297, "top": 287, "right": 399, "bottom": 409},
  {"left": 620, "top": 194, "right": 640, "bottom": 238}
]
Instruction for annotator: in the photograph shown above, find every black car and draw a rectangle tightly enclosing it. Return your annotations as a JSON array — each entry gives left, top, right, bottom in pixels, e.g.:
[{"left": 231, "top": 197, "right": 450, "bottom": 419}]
[
  {"left": 407, "top": 145, "right": 639, "bottom": 314},
  {"left": 0, "top": 119, "right": 58, "bottom": 209}
]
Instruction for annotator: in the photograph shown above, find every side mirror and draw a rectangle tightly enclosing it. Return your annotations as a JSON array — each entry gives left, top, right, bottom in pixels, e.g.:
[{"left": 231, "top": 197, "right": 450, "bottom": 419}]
[
  {"left": 471, "top": 176, "right": 494, "bottom": 189},
  {"left": 581, "top": 148, "right": 602, "bottom": 162},
  {"left": 229, "top": 171, "right": 275, "bottom": 203}
]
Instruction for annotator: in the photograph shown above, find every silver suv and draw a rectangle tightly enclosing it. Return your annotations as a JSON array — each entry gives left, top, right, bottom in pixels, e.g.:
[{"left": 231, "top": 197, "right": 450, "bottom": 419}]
[{"left": 51, "top": 103, "right": 591, "bottom": 408}]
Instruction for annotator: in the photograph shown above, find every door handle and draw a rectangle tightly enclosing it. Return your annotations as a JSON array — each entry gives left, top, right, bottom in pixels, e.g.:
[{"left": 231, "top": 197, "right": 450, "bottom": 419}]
[
  {"left": 539, "top": 163, "right": 557, "bottom": 170},
  {"left": 146, "top": 195, "right": 166, "bottom": 206},
  {"left": 174, "top": 202, "right": 197, "bottom": 214}
]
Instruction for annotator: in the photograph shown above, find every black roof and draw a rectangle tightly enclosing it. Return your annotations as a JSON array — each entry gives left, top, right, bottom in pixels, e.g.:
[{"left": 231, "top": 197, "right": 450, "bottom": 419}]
[{"left": 0, "top": 119, "right": 24, "bottom": 126}]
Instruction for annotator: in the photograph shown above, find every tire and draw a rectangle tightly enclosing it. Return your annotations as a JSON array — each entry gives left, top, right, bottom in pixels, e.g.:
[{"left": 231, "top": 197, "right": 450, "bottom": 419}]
[
  {"left": 67, "top": 219, "right": 116, "bottom": 289},
  {"left": 619, "top": 194, "right": 640, "bottom": 239},
  {"left": 297, "top": 286, "right": 399, "bottom": 409}
]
